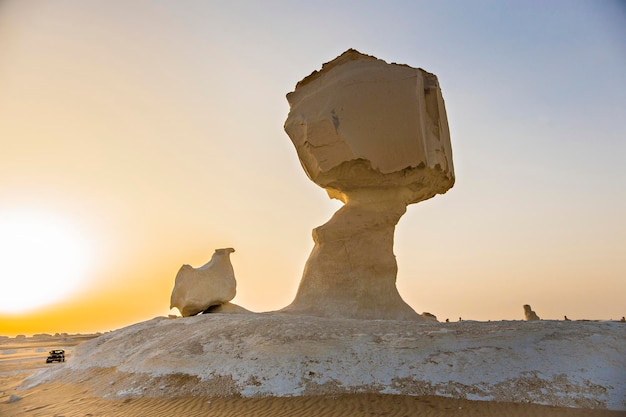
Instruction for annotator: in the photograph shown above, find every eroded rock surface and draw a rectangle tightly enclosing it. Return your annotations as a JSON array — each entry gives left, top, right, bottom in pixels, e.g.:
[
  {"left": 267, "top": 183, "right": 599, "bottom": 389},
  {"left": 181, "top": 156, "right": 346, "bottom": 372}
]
[
  {"left": 284, "top": 49, "right": 454, "bottom": 202},
  {"left": 170, "top": 248, "right": 236, "bottom": 317},
  {"left": 24, "top": 316, "right": 626, "bottom": 410},
  {"left": 282, "top": 49, "right": 454, "bottom": 320},
  {"left": 204, "top": 302, "right": 251, "bottom": 314}
]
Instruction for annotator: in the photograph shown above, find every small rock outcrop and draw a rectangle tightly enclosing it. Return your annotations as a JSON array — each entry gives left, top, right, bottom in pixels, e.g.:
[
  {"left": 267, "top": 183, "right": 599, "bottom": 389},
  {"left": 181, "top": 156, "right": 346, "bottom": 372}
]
[
  {"left": 170, "top": 248, "right": 236, "bottom": 317},
  {"left": 421, "top": 312, "right": 438, "bottom": 322},
  {"left": 203, "top": 301, "right": 251, "bottom": 314},
  {"left": 281, "top": 49, "right": 454, "bottom": 320},
  {"left": 8, "top": 394, "right": 23, "bottom": 403},
  {"left": 523, "top": 304, "right": 541, "bottom": 321}
]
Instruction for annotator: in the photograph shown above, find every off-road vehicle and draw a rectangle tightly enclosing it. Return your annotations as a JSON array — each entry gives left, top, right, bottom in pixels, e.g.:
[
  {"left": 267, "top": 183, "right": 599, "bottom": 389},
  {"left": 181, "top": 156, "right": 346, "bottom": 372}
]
[{"left": 46, "top": 349, "right": 65, "bottom": 363}]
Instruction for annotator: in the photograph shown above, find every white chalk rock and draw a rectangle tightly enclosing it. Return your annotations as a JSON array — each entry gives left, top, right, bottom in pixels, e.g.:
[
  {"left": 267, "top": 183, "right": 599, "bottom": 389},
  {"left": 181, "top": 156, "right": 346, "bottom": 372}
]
[
  {"left": 524, "top": 304, "right": 541, "bottom": 321},
  {"left": 26, "top": 316, "right": 626, "bottom": 410},
  {"left": 282, "top": 50, "right": 454, "bottom": 320},
  {"left": 284, "top": 48, "right": 454, "bottom": 205},
  {"left": 204, "top": 301, "right": 252, "bottom": 314},
  {"left": 170, "top": 248, "right": 236, "bottom": 317}
]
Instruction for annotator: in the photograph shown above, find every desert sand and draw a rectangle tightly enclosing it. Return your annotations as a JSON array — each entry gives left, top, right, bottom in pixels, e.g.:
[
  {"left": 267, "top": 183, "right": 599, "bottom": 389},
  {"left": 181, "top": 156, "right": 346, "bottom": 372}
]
[
  {"left": 3, "top": 321, "right": 625, "bottom": 417},
  {"left": 3, "top": 366, "right": 625, "bottom": 417}
]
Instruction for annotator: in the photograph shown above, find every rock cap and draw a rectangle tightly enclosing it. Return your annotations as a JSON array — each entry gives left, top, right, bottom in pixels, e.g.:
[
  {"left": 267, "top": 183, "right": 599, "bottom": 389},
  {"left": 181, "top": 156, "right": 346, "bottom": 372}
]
[{"left": 285, "top": 49, "right": 454, "bottom": 205}]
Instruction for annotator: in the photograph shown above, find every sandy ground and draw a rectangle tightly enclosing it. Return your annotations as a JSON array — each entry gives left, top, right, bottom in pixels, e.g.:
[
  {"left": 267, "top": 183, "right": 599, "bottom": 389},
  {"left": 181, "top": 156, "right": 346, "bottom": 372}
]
[{"left": 2, "top": 335, "right": 625, "bottom": 417}]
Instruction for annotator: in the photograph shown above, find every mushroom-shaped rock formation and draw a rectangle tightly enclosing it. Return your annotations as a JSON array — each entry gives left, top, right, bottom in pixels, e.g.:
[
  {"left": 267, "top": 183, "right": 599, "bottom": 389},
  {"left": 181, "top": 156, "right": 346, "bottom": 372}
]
[
  {"left": 282, "top": 50, "right": 454, "bottom": 320},
  {"left": 523, "top": 304, "right": 541, "bottom": 321},
  {"left": 170, "top": 248, "right": 236, "bottom": 317}
]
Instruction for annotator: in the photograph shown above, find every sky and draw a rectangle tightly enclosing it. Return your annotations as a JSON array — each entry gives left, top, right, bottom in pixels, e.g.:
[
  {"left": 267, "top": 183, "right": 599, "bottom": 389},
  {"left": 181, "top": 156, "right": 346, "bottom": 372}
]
[{"left": 1, "top": 0, "right": 625, "bottom": 336}]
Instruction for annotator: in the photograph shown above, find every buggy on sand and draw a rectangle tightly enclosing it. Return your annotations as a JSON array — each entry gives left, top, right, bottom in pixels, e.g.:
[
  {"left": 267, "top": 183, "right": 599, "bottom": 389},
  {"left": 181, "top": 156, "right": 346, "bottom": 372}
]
[{"left": 46, "top": 349, "right": 65, "bottom": 363}]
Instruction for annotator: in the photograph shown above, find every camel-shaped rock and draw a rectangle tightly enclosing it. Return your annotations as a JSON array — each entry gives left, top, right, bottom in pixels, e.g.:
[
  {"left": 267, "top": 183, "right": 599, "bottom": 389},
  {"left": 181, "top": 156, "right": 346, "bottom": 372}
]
[{"left": 170, "top": 248, "right": 236, "bottom": 317}]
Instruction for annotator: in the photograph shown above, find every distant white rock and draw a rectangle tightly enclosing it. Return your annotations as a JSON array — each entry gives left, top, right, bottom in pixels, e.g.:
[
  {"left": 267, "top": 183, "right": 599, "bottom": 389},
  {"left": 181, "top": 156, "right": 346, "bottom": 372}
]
[
  {"left": 523, "top": 304, "right": 540, "bottom": 321},
  {"left": 170, "top": 248, "right": 236, "bottom": 317}
]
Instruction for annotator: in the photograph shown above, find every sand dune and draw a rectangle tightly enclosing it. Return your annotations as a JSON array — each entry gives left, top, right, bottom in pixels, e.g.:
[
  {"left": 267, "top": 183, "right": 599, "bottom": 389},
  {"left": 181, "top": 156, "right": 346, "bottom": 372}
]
[{"left": 3, "top": 378, "right": 626, "bottom": 417}]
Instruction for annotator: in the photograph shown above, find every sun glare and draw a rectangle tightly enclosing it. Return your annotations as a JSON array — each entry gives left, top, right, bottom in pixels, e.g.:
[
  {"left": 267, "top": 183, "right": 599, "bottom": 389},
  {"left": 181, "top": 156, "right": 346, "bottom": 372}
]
[{"left": 0, "top": 210, "right": 92, "bottom": 314}]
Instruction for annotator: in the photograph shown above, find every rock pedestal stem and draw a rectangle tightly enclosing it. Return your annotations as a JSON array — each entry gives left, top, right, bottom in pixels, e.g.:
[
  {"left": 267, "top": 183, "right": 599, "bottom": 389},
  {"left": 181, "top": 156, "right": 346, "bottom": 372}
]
[{"left": 285, "top": 191, "right": 419, "bottom": 320}]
